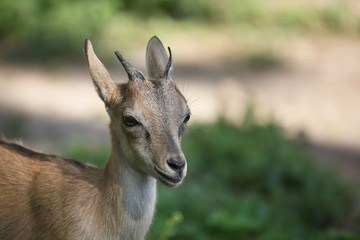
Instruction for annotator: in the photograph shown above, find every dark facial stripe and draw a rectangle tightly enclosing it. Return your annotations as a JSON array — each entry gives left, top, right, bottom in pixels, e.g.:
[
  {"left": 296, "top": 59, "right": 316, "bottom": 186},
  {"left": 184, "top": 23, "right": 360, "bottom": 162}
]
[{"left": 145, "top": 130, "right": 151, "bottom": 144}]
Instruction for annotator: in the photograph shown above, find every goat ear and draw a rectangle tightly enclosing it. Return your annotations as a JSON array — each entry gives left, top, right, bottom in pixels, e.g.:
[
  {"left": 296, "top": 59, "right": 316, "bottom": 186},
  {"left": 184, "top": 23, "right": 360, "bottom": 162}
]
[
  {"left": 146, "top": 36, "right": 173, "bottom": 80},
  {"left": 84, "top": 39, "right": 118, "bottom": 105}
]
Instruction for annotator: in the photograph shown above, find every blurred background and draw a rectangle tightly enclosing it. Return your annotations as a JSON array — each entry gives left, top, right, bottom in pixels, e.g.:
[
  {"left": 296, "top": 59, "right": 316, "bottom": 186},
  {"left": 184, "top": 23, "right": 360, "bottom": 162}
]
[{"left": 1, "top": 0, "right": 360, "bottom": 239}]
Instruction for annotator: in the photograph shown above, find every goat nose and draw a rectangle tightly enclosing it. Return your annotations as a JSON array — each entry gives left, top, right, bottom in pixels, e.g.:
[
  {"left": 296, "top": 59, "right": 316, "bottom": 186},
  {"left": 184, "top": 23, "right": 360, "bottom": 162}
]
[{"left": 167, "top": 158, "right": 186, "bottom": 172}]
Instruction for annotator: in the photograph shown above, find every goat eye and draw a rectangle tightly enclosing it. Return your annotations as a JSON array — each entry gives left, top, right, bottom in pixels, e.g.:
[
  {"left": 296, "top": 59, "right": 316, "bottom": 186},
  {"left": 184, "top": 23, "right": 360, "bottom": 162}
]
[
  {"left": 123, "top": 116, "right": 138, "bottom": 127},
  {"left": 183, "top": 114, "right": 190, "bottom": 124}
]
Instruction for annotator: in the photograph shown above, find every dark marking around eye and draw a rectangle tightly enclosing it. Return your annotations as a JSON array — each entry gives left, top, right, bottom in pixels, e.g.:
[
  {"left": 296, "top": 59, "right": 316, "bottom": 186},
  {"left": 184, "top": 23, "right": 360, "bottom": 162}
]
[
  {"left": 183, "top": 114, "right": 190, "bottom": 124},
  {"left": 123, "top": 115, "right": 139, "bottom": 127}
]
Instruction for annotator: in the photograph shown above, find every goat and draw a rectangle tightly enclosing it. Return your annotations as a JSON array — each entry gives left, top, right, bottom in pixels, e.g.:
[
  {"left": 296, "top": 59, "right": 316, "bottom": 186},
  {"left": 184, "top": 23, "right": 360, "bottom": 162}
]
[{"left": 0, "top": 36, "right": 190, "bottom": 240}]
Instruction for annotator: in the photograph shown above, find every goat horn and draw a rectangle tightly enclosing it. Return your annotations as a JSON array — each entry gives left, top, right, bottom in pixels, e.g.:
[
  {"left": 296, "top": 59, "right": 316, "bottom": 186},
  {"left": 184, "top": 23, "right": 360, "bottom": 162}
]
[
  {"left": 115, "top": 51, "right": 146, "bottom": 82},
  {"left": 164, "top": 47, "right": 173, "bottom": 81}
]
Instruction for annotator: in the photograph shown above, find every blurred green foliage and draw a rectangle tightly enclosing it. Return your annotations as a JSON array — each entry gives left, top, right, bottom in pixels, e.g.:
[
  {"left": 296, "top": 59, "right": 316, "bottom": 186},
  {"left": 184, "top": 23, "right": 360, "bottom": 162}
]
[
  {"left": 0, "top": 0, "right": 117, "bottom": 59},
  {"left": 148, "top": 118, "right": 358, "bottom": 240},
  {"left": 1, "top": 0, "right": 360, "bottom": 61},
  {"left": 65, "top": 115, "right": 359, "bottom": 239},
  {"left": 244, "top": 51, "right": 281, "bottom": 69},
  {"left": 121, "top": 0, "right": 214, "bottom": 21}
]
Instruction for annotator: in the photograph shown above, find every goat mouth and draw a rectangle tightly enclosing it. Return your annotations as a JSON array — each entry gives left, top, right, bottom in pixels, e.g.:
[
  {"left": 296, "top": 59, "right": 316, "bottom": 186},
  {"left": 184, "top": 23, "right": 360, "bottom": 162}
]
[{"left": 154, "top": 167, "right": 182, "bottom": 186}]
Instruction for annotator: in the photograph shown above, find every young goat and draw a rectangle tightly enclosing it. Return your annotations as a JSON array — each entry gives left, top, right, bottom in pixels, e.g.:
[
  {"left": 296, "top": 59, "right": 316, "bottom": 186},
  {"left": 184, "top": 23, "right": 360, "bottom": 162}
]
[{"left": 0, "top": 36, "right": 190, "bottom": 240}]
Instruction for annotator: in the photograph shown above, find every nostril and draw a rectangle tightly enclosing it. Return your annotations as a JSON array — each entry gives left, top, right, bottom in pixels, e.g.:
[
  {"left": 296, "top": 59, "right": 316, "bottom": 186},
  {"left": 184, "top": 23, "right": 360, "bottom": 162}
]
[{"left": 167, "top": 159, "right": 185, "bottom": 172}]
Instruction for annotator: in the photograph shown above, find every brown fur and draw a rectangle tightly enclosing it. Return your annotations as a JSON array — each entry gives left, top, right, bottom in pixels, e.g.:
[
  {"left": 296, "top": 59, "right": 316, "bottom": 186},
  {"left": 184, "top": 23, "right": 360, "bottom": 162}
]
[{"left": 0, "top": 139, "right": 105, "bottom": 240}]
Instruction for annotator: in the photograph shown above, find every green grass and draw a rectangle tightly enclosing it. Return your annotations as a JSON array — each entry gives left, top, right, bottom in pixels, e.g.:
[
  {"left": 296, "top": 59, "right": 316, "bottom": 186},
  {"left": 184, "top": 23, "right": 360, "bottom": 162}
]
[{"left": 63, "top": 116, "right": 359, "bottom": 240}]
